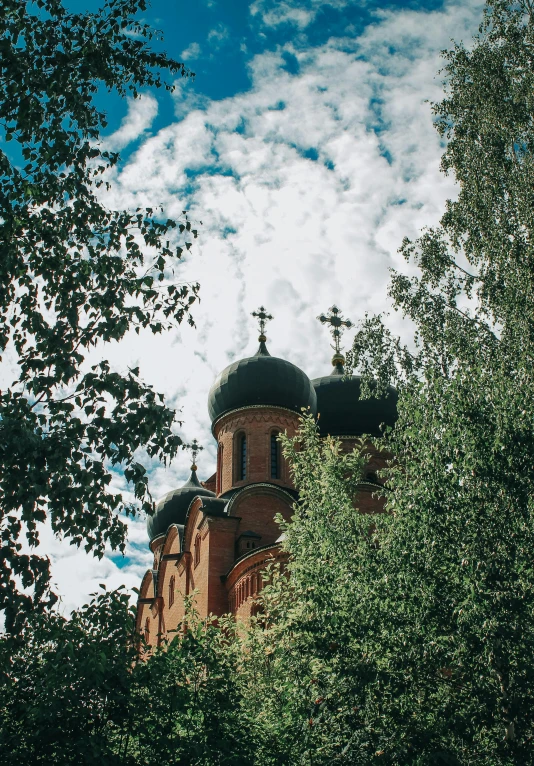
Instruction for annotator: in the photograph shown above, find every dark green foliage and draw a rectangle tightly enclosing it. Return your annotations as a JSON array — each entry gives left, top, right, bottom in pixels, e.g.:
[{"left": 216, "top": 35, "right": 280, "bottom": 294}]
[
  {"left": 0, "top": 0, "right": 199, "bottom": 631},
  {"left": 0, "top": 587, "right": 137, "bottom": 764},
  {"left": 131, "top": 606, "right": 253, "bottom": 765},
  {"left": 0, "top": 590, "right": 251, "bottom": 765}
]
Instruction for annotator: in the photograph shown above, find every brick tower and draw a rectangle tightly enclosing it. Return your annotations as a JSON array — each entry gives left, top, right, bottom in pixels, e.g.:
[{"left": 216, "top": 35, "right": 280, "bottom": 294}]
[{"left": 136, "top": 307, "right": 396, "bottom": 647}]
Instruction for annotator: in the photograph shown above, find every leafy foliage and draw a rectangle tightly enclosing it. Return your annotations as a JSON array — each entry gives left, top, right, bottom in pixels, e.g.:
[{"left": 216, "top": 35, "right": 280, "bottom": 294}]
[
  {"left": 0, "top": 589, "right": 251, "bottom": 765},
  {"left": 131, "top": 601, "right": 253, "bottom": 765},
  {"left": 241, "top": 420, "right": 380, "bottom": 765},
  {"left": 340, "top": 0, "right": 534, "bottom": 760},
  {"left": 0, "top": 587, "right": 137, "bottom": 764},
  {"left": 0, "top": 0, "right": 199, "bottom": 631}
]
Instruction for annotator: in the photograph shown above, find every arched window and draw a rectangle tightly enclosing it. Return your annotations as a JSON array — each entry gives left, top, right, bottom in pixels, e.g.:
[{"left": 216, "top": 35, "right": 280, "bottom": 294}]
[
  {"left": 168, "top": 575, "right": 175, "bottom": 607},
  {"left": 366, "top": 471, "right": 378, "bottom": 484},
  {"left": 271, "top": 432, "right": 280, "bottom": 479},
  {"left": 194, "top": 534, "right": 201, "bottom": 568},
  {"left": 144, "top": 617, "right": 150, "bottom": 644},
  {"left": 238, "top": 433, "right": 247, "bottom": 481}
]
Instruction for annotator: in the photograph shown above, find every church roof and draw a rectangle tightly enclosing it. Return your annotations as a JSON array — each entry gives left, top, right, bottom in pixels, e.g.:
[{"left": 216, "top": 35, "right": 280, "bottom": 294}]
[
  {"left": 147, "top": 470, "right": 216, "bottom": 543},
  {"left": 312, "top": 361, "right": 397, "bottom": 437},
  {"left": 207, "top": 340, "right": 317, "bottom": 426}
]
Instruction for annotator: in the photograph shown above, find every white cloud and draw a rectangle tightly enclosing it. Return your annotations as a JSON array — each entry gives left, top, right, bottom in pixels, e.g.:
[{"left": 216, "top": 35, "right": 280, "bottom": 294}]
[
  {"left": 34, "top": 0, "right": 484, "bottom": 613},
  {"left": 181, "top": 41, "right": 202, "bottom": 60},
  {"left": 207, "top": 23, "right": 230, "bottom": 46},
  {"left": 250, "top": 0, "right": 350, "bottom": 29},
  {"left": 103, "top": 94, "right": 158, "bottom": 152}
]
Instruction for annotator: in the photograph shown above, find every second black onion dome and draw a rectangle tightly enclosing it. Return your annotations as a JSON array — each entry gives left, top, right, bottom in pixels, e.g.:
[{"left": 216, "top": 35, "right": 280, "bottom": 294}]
[
  {"left": 208, "top": 340, "right": 317, "bottom": 426},
  {"left": 312, "top": 358, "right": 397, "bottom": 438},
  {"left": 147, "top": 469, "right": 215, "bottom": 542}
]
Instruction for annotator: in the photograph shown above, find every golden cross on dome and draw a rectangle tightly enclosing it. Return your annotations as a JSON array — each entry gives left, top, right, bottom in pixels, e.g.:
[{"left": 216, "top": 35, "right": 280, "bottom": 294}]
[
  {"left": 252, "top": 305, "right": 273, "bottom": 342},
  {"left": 188, "top": 439, "right": 203, "bottom": 471},
  {"left": 317, "top": 305, "right": 353, "bottom": 355}
]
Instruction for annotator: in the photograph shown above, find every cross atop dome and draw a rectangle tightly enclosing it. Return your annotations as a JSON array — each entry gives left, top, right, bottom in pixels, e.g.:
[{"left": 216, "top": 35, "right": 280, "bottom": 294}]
[
  {"left": 317, "top": 305, "right": 353, "bottom": 354},
  {"left": 252, "top": 305, "right": 273, "bottom": 342},
  {"left": 187, "top": 439, "right": 203, "bottom": 471}
]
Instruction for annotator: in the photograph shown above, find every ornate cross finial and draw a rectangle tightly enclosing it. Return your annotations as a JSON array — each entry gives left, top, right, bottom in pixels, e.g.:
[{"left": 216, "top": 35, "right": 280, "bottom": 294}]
[
  {"left": 252, "top": 305, "right": 273, "bottom": 342},
  {"left": 317, "top": 305, "right": 353, "bottom": 355},
  {"left": 188, "top": 439, "right": 203, "bottom": 471}
]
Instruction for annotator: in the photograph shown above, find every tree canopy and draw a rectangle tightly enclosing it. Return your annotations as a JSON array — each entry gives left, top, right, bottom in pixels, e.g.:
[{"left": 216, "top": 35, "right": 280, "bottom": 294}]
[{"left": 0, "top": 0, "right": 198, "bottom": 631}]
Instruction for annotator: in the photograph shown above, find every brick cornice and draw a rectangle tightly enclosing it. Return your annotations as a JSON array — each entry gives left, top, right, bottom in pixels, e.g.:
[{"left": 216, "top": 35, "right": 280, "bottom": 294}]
[{"left": 213, "top": 405, "right": 300, "bottom": 437}]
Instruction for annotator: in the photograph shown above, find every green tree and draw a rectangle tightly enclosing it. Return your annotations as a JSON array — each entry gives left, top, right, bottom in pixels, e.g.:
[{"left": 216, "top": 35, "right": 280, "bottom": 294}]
[
  {"left": 242, "top": 420, "right": 379, "bottom": 765},
  {"left": 130, "top": 601, "right": 253, "bottom": 765},
  {"left": 343, "top": 0, "right": 534, "bottom": 760},
  {"left": 0, "top": 587, "right": 137, "bottom": 764},
  {"left": 0, "top": 590, "right": 251, "bottom": 765},
  {"left": 0, "top": 0, "right": 199, "bottom": 631}
]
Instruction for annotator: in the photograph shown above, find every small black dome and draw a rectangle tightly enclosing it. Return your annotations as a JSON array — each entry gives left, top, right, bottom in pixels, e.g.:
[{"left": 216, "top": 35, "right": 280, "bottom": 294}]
[
  {"left": 208, "top": 342, "right": 317, "bottom": 425},
  {"left": 147, "top": 470, "right": 215, "bottom": 542},
  {"left": 313, "top": 365, "right": 397, "bottom": 437}
]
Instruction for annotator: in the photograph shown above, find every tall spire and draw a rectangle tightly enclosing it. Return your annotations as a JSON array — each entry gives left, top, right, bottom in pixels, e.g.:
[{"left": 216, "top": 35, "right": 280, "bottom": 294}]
[
  {"left": 252, "top": 305, "right": 273, "bottom": 356},
  {"left": 317, "top": 305, "right": 353, "bottom": 373}
]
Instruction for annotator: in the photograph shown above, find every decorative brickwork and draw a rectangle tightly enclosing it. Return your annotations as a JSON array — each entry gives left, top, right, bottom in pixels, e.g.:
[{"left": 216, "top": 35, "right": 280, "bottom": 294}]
[
  {"left": 214, "top": 406, "right": 300, "bottom": 494},
  {"left": 226, "top": 545, "right": 289, "bottom": 621}
]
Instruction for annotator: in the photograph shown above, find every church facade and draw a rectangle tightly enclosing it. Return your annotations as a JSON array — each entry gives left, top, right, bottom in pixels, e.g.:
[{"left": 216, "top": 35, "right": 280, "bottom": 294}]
[{"left": 135, "top": 307, "right": 397, "bottom": 647}]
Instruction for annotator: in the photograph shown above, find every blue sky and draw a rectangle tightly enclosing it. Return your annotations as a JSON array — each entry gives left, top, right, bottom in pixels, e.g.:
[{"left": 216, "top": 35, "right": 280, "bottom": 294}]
[
  {"left": 41, "top": 0, "right": 484, "bottom": 612},
  {"left": 67, "top": 0, "right": 449, "bottom": 116}
]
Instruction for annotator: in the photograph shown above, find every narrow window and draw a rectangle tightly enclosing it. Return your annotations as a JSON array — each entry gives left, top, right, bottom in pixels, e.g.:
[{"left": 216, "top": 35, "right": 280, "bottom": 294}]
[
  {"left": 217, "top": 443, "right": 223, "bottom": 494},
  {"left": 168, "top": 575, "right": 175, "bottom": 607},
  {"left": 271, "top": 432, "right": 280, "bottom": 479},
  {"left": 239, "top": 434, "right": 247, "bottom": 480},
  {"left": 194, "top": 533, "right": 201, "bottom": 568},
  {"left": 144, "top": 618, "right": 150, "bottom": 644}
]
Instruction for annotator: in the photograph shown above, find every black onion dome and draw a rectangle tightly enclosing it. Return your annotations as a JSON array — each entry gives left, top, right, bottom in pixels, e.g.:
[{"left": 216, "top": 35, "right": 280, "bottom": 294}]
[
  {"left": 147, "top": 470, "right": 215, "bottom": 542},
  {"left": 208, "top": 341, "right": 317, "bottom": 425},
  {"left": 312, "top": 363, "right": 397, "bottom": 437}
]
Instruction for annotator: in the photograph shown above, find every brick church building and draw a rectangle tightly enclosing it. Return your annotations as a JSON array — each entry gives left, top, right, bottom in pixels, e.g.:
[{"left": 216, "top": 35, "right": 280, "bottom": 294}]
[{"left": 135, "top": 307, "right": 397, "bottom": 647}]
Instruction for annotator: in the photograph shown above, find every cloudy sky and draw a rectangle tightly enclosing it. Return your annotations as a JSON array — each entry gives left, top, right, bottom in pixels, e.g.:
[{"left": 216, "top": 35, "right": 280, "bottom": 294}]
[{"left": 44, "top": 0, "right": 484, "bottom": 615}]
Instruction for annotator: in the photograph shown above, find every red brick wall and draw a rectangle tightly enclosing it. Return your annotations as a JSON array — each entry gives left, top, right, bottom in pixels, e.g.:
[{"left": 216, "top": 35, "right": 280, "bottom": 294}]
[
  {"left": 226, "top": 546, "right": 289, "bottom": 622},
  {"left": 230, "top": 490, "right": 292, "bottom": 548},
  {"left": 202, "top": 473, "right": 216, "bottom": 493},
  {"left": 213, "top": 407, "right": 300, "bottom": 495}
]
